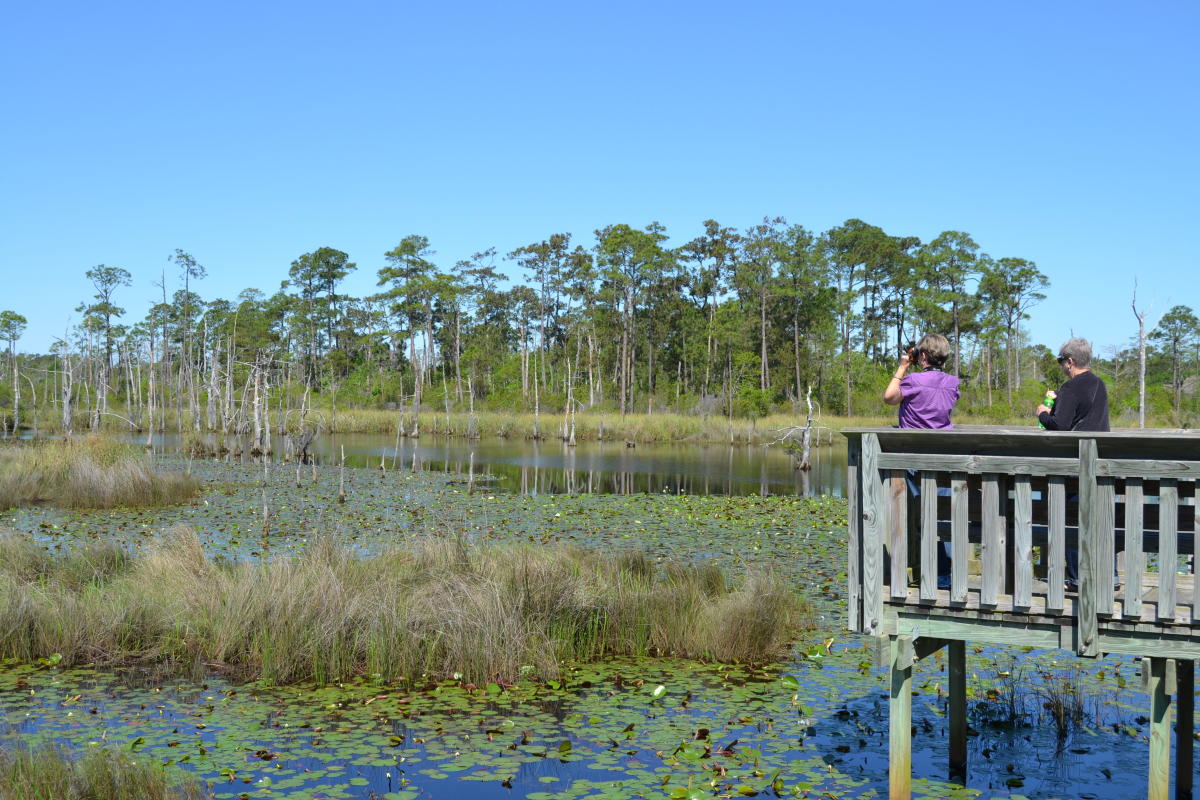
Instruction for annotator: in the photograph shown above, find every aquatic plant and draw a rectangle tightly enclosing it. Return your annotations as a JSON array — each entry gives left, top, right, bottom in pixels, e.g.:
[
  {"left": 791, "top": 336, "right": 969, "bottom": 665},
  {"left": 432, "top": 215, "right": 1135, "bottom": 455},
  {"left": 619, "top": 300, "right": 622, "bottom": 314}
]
[
  {"left": 0, "top": 526, "right": 812, "bottom": 685},
  {"left": 0, "top": 437, "right": 199, "bottom": 510},
  {"left": 0, "top": 744, "right": 210, "bottom": 800}
]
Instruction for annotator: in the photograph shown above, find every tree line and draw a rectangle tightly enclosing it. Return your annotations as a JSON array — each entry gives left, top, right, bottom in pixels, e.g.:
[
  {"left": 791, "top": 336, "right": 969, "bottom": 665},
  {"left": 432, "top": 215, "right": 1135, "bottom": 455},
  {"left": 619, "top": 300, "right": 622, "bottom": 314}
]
[{"left": 1, "top": 218, "right": 1197, "bottom": 438}]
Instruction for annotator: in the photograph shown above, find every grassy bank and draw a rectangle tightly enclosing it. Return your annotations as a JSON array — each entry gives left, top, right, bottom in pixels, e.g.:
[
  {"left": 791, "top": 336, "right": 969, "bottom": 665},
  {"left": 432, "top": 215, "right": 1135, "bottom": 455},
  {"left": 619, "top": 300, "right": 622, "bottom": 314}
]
[
  {"left": 0, "top": 527, "right": 811, "bottom": 685},
  {"left": 0, "top": 745, "right": 210, "bottom": 800},
  {"left": 0, "top": 437, "right": 199, "bottom": 510}
]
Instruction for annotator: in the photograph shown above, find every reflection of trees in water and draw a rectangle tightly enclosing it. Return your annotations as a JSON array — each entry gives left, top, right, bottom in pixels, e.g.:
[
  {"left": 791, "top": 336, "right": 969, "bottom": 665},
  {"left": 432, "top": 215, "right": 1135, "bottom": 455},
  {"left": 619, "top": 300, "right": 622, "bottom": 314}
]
[{"left": 142, "top": 432, "right": 844, "bottom": 497}]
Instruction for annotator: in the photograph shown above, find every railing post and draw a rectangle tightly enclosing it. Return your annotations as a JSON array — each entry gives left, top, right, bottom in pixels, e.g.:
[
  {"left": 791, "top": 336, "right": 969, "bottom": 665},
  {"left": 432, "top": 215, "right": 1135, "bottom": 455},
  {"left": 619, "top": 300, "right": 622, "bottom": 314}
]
[
  {"left": 1078, "top": 439, "right": 1099, "bottom": 656},
  {"left": 861, "top": 433, "right": 884, "bottom": 638},
  {"left": 847, "top": 435, "right": 862, "bottom": 632}
]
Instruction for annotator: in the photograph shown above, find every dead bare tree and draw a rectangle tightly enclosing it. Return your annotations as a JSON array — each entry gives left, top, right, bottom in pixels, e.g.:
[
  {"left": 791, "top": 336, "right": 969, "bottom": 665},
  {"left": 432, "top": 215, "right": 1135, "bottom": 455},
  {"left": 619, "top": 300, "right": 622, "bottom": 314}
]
[{"left": 1132, "top": 280, "right": 1149, "bottom": 429}]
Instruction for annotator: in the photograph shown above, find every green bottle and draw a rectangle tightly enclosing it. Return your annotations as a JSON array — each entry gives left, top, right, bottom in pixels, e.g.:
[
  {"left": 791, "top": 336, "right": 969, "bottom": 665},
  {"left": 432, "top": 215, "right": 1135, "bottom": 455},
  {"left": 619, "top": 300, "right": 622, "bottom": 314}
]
[{"left": 1038, "top": 393, "right": 1055, "bottom": 430}]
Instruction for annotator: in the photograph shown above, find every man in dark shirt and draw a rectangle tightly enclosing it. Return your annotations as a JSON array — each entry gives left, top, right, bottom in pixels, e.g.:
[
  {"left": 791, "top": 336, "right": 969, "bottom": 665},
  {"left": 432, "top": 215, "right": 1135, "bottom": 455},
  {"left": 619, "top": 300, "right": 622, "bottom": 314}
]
[
  {"left": 1036, "top": 337, "right": 1111, "bottom": 590},
  {"left": 1037, "top": 338, "right": 1109, "bottom": 432}
]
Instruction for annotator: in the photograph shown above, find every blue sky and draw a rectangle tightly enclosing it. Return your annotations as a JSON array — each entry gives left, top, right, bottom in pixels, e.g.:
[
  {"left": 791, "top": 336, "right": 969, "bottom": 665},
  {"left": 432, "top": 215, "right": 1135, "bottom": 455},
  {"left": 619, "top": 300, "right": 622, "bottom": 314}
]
[{"left": 2, "top": 0, "right": 1196, "bottom": 355}]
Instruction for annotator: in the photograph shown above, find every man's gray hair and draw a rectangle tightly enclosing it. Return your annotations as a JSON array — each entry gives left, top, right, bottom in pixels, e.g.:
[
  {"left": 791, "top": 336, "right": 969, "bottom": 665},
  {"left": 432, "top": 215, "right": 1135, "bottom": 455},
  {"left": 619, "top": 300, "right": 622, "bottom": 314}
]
[{"left": 1058, "top": 337, "right": 1093, "bottom": 368}]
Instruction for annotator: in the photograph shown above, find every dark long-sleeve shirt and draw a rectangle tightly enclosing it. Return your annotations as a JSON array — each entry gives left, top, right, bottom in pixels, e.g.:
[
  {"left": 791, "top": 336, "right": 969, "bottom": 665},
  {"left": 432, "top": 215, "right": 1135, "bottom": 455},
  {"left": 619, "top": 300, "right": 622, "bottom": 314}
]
[{"left": 1039, "top": 370, "right": 1110, "bottom": 431}]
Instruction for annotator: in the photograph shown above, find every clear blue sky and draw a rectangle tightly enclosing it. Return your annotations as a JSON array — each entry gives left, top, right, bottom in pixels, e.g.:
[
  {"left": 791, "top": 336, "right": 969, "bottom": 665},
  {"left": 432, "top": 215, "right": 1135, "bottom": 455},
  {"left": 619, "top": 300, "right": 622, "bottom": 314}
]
[{"left": 2, "top": 0, "right": 1196, "bottom": 355}]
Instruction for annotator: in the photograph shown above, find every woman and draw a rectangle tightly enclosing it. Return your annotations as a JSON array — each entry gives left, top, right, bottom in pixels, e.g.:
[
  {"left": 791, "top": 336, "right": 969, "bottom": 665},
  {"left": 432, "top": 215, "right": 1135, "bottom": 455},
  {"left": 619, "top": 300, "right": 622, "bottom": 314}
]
[
  {"left": 883, "top": 333, "right": 960, "bottom": 589},
  {"left": 883, "top": 333, "right": 960, "bottom": 429}
]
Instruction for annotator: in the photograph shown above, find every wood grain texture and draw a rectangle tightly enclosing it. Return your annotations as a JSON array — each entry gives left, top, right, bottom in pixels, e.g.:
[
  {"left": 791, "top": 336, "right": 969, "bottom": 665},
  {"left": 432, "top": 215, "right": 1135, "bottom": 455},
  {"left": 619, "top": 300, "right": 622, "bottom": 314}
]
[{"left": 1123, "top": 478, "right": 1144, "bottom": 619}]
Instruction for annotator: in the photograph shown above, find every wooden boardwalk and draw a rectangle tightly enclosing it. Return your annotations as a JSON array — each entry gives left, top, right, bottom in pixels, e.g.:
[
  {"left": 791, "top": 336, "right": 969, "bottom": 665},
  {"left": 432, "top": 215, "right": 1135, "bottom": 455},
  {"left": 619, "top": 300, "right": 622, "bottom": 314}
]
[{"left": 844, "top": 426, "right": 1200, "bottom": 800}]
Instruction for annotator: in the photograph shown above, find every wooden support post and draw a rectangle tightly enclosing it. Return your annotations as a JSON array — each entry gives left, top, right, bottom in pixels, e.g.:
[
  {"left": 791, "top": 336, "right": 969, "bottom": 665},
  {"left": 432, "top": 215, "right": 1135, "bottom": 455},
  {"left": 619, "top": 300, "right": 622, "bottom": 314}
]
[
  {"left": 1149, "top": 656, "right": 1172, "bottom": 800},
  {"left": 948, "top": 640, "right": 967, "bottom": 784},
  {"left": 1179, "top": 660, "right": 1194, "bottom": 800},
  {"left": 890, "top": 635, "right": 913, "bottom": 800}
]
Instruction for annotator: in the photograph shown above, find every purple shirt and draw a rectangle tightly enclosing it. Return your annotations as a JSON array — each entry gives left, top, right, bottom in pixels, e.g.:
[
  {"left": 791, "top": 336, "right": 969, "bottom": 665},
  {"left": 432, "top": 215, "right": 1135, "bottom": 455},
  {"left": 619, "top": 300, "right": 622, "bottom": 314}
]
[{"left": 898, "top": 370, "right": 960, "bottom": 429}]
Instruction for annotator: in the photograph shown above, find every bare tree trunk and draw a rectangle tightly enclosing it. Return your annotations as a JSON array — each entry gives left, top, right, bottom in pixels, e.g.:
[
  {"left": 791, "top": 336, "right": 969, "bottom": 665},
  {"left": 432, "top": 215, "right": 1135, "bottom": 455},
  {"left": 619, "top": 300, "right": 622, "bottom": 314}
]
[
  {"left": 532, "top": 355, "right": 540, "bottom": 440},
  {"left": 1133, "top": 282, "right": 1148, "bottom": 429},
  {"left": 61, "top": 350, "right": 74, "bottom": 436}
]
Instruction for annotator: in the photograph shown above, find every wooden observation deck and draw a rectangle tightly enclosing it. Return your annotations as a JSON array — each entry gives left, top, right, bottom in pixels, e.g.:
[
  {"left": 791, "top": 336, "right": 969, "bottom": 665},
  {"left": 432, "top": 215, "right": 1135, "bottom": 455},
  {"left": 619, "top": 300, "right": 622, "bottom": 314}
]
[{"left": 844, "top": 426, "right": 1200, "bottom": 800}]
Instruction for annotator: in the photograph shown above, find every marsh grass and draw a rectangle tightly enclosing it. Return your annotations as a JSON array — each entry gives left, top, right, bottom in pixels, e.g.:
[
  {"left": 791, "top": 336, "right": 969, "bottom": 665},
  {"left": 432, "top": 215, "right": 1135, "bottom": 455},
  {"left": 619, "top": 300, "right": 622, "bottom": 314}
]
[
  {"left": 0, "top": 527, "right": 811, "bottom": 685},
  {"left": 0, "top": 437, "right": 199, "bottom": 510},
  {"left": 0, "top": 744, "right": 211, "bottom": 800}
]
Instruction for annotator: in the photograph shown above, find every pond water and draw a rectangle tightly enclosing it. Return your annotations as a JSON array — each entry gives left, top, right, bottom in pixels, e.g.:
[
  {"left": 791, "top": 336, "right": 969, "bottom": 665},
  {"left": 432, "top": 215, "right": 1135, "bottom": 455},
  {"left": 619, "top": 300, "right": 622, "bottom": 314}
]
[
  {"left": 141, "top": 432, "right": 849, "bottom": 497},
  {"left": 0, "top": 456, "right": 1188, "bottom": 799}
]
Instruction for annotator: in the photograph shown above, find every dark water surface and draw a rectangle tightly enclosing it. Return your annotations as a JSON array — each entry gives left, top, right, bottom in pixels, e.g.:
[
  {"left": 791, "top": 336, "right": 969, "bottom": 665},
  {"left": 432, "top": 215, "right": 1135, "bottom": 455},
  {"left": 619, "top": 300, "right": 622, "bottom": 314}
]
[{"left": 142, "top": 432, "right": 848, "bottom": 497}]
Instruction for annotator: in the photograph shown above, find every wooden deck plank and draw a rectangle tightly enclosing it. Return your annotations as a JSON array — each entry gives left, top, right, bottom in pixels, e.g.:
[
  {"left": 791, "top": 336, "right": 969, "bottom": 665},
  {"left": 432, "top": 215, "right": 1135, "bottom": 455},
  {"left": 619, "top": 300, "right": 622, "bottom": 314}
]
[{"left": 876, "top": 452, "right": 1076, "bottom": 476}]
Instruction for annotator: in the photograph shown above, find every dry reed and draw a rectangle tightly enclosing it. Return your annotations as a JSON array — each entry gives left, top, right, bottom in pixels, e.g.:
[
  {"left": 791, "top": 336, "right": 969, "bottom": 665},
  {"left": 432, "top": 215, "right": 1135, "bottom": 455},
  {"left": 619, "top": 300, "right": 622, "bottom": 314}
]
[
  {"left": 0, "top": 745, "right": 211, "bottom": 800},
  {"left": 0, "top": 527, "right": 812, "bottom": 685},
  {"left": 0, "top": 437, "right": 199, "bottom": 510}
]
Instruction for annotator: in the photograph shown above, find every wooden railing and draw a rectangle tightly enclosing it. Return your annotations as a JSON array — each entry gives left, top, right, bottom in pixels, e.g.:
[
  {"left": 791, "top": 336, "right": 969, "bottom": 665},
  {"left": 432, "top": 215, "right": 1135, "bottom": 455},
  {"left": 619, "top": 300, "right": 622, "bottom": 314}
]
[
  {"left": 845, "top": 426, "right": 1200, "bottom": 657},
  {"left": 844, "top": 426, "right": 1200, "bottom": 799}
]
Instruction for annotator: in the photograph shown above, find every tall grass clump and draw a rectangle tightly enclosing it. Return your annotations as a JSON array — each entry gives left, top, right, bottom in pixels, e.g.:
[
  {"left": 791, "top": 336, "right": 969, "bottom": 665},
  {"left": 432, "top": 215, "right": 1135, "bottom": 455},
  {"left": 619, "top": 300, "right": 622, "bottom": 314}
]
[
  {"left": 0, "top": 528, "right": 812, "bottom": 685},
  {"left": 0, "top": 744, "right": 211, "bottom": 800},
  {"left": 0, "top": 437, "right": 199, "bottom": 509}
]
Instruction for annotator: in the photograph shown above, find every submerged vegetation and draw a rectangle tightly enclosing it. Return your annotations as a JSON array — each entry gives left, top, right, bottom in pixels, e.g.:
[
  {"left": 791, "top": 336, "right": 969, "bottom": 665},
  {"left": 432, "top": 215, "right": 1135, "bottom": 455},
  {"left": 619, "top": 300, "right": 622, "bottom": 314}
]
[
  {"left": 0, "top": 526, "right": 810, "bottom": 685},
  {"left": 0, "top": 437, "right": 199, "bottom": 510},
  {"left": 0, "top": 745, "right": 210, "bottom": 800}
]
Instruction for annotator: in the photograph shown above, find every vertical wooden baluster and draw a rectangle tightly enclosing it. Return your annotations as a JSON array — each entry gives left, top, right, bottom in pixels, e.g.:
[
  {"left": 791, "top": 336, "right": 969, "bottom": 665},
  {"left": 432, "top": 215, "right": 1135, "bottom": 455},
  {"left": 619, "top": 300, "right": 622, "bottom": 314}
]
[
  {"left": 1047, "top": 476, "right": 1065, "bottom": 614},
  {"left": 1159, "top": 479, "right": 1178, "bottom": 623},
  {"left": 890, "top": 471, "right": 909, "bottom": 601},
  {"left": 1124, "top": 477, "right": 1144, "bottom": 619},
  {"left": 982, "top": 474, "right": 1001, "bottom": 607},
  {"left": 1014, "top": 475, "right": 1033, "bottom": 610},
  {"left": 1097, "top": 476, "right": 1116, "bottom": 614},
  {"left": 951, "top": 472, "right": 968, "bottom": 604},
  {"left": 1078, "top": 439, "right": 1099, "bottom": 656},
  {"left": 847, "top": 438, "right": 861, "bottom": 631},
  {"left": 920, "top": 471, "right": 938, "bottom": 603}
]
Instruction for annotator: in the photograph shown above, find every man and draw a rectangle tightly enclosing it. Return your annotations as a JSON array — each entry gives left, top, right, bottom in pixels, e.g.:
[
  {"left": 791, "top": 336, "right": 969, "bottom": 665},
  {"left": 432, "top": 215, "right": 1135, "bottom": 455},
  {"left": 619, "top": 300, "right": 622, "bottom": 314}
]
[
  {"left": 1037, "top": 337, "right": 1110, "bottom": 591},
  {"left": 1037, "top": 338, "right": 1109, "bottom": 432}
]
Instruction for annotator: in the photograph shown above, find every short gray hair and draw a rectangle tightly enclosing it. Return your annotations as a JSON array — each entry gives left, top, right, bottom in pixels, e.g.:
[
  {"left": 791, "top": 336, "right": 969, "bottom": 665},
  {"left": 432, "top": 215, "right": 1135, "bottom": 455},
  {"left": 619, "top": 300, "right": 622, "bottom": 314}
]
[{"left": 1058, "top": 337, "right": 1093, "bottom": 368}]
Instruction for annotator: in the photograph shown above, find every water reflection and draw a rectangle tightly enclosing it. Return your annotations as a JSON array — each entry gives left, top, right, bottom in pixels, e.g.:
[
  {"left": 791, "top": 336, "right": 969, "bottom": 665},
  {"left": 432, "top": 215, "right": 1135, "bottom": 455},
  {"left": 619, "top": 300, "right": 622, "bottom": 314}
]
[{"left": 143, "top": 433, "right": 847, "bottom": 497}]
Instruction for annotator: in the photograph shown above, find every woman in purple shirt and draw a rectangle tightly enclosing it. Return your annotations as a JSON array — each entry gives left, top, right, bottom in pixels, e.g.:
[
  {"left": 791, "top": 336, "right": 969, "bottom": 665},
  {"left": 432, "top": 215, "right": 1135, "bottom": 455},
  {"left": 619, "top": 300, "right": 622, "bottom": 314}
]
[
  {"left": 883, "top": 333, "right": 960, "bottom": 428},
  {"left": 882, "top": 333, "right": 960, "bottom": 588}
]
